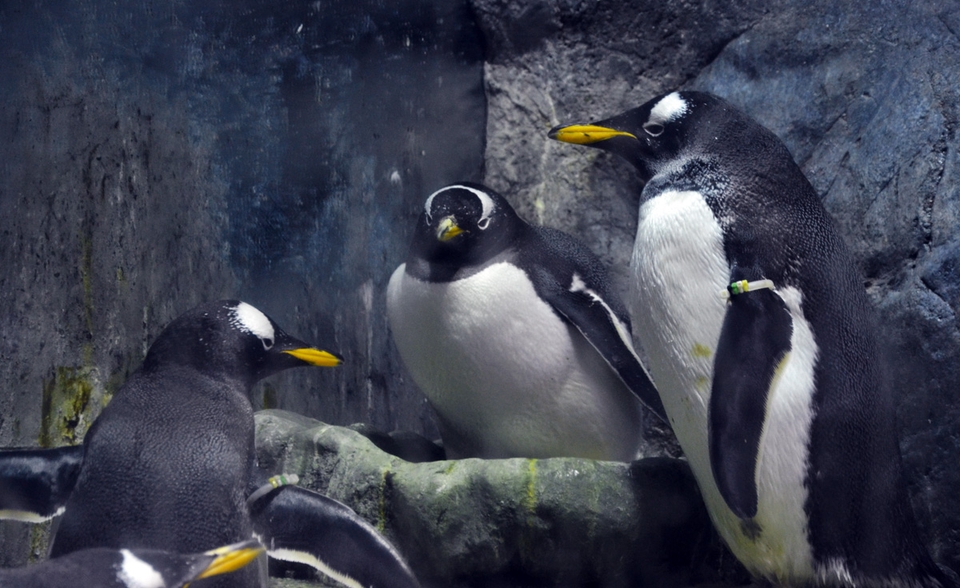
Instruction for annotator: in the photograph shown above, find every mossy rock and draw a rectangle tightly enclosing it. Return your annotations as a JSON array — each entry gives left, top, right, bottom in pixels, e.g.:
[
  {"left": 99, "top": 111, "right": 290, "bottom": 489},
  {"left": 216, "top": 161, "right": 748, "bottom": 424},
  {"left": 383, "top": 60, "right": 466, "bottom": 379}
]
[{"left": 255, "top": 410, "right": 746, "bottom": 588}]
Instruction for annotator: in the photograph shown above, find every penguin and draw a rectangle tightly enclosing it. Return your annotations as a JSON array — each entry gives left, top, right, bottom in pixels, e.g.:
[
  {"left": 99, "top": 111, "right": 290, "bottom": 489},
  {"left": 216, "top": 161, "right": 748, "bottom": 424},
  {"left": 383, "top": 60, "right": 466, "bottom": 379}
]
[
  {"left": 549, "top": 91, "right": 956, "bottom": 586},
  {"left": 0, "top": 300, "right": 421, "bottom": 588},
  {"left": 386, "top": 182, "right": 667, "bottom": 460},
  {"left": 0, "top": 539, "right": 263, "bottom": 588}
]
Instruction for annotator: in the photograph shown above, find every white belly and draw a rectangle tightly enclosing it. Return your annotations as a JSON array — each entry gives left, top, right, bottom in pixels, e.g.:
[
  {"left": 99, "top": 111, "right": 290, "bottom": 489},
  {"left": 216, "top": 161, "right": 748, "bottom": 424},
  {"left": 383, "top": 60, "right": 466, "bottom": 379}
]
[
  {"left": 630, "top": 189, "right": 818, "bottom": 582},
  {"left": 386, "top": 261, "right": 643, "bottom": 460}
]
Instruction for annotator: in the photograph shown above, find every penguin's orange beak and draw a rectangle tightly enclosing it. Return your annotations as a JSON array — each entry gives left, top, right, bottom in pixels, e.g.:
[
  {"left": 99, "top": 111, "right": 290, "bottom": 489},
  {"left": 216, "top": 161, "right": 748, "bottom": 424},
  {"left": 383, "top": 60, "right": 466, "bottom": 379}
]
[
  {"left": 548, "top": 124, "right": 637, "bottom": 145},
  {"left": 436, "top": 216, "right": 464, "bottom": 242},
  {"left": 193, "top": 540, "right": 265, "bottom": 581},
  {"left": 284, "top": 348, "right": 342, "bottom": 367}
]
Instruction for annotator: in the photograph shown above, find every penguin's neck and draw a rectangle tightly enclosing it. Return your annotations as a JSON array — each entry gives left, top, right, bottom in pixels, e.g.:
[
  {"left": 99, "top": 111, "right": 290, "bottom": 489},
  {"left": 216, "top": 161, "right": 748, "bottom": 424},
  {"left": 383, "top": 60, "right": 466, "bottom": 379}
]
[{"left": 408, "top": 245, "right": 519, "bottom": 283}]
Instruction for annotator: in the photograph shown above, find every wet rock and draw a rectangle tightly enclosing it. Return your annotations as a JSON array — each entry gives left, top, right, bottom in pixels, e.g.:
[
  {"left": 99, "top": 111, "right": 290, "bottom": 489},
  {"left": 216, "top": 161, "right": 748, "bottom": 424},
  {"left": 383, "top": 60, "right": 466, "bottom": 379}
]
[
  {"left": 0, "top": 0, "right": 485, "bottom": 564},
  {"left": 255, "top": 409, "right": 746, "bottom": 588}
]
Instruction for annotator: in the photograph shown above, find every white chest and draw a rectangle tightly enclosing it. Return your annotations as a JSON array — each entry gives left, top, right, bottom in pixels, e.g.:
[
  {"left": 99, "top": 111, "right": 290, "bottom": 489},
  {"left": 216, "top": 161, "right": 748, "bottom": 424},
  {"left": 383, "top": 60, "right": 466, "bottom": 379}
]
[
  {"left": 629, "top": 189, "right": 819, "bottom": 581},
  {"left": 631, "top": 190, "right": 729, "bottom": 426},
  {"left": 386, "top": 261, "right": 643, "bottom": 460}
]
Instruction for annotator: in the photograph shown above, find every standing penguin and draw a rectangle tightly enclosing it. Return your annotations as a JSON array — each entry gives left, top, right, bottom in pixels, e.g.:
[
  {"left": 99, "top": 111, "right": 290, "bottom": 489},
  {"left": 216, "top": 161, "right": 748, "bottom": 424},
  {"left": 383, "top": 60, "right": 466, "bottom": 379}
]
[
  {"left": 0, "top": 300, "right": 420, "bottom": 588},
  {"left": 549, "top": 91, "right": 955, "bottom": 586},
  {"left": 386, "top": 182, "right": 666, "bottom": 460}
]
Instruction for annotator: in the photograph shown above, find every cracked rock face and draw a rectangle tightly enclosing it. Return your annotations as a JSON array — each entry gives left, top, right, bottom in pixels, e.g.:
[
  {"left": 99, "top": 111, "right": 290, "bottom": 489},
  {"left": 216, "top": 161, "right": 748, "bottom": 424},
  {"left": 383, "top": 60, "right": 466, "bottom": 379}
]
[
  {"left": 471, "top": 0, "right": 960, "bottom": 574},
  {"left": 255, "top": 410, "right": 747, "bottom": 588}
]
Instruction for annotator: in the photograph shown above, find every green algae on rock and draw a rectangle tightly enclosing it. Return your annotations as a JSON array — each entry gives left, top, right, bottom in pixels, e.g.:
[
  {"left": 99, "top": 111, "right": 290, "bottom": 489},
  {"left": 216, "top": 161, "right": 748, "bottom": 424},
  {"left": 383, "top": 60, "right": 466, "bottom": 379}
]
[{"left": 255, "top": 409, "right": 745, "bottom": 587}]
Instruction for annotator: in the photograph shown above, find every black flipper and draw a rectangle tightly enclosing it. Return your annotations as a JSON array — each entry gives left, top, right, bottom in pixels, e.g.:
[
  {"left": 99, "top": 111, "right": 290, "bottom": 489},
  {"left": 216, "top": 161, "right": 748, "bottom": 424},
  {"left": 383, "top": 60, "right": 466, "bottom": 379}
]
[
  {"left": 709, "top": 280, "right": 792, "bottom": 520},
  {"left": 524, "top": 226, "right": 668, "bottom": 422},
  {"left": 0, "top": 445, "right": 84, "bottom": 522},
  {"left": 550, "top": 282, "right": 668, "bottom": 422},
  {"left": 249, "top": 484, "right": 421, "bottom": 588}
]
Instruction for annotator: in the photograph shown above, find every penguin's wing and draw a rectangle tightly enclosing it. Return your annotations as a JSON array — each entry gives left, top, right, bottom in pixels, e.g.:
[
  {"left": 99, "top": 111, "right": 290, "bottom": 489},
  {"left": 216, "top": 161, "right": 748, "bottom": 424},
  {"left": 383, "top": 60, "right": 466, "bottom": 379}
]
[
  {"left": 249, "top": 484, "right": 421, "bottom": 588},
  {"left": 0, "top": 445, "right": 84, "bottom": 522},
  {"left": 525, "top": 227, "right": 668, "bottom": 422},
  {"left": 709, "top": 280, "right": 792, "bottom": 520}
]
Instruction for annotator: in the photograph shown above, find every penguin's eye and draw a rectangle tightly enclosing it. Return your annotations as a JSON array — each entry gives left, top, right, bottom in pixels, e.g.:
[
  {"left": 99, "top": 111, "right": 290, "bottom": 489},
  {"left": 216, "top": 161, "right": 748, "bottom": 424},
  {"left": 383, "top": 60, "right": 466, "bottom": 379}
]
[
  {"left": 478, "top": 217, "right": 491, "bottom": 230},
  {"left": 643, "top": 122, "right": 664, "bottom": 137},
  {"left": 262, "top": 337, "right": 274, "bottom": 350}
]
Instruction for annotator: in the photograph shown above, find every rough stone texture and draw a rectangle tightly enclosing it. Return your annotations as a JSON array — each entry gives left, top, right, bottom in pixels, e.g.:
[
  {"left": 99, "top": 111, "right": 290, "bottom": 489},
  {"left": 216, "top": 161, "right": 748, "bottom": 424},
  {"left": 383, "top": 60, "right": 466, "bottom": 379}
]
[
  {"left": 471, "top": 0, "right": 960, "bottom": 575},
  {"left": 255, "top": 410, "right": 746, "bottom": 588},
  {"left": 0, "top": 16, "right": 239, "bottom": 564},
  {"left": 0, "top": 0, "right": 484, "bottom": 566}
]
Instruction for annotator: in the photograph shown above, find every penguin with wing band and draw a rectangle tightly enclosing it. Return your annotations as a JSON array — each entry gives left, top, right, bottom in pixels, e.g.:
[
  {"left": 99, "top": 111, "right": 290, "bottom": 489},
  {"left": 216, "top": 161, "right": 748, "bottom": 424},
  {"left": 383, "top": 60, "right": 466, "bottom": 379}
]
[{"left": 550, "top": 91, "right": 956, "bottom": 587}]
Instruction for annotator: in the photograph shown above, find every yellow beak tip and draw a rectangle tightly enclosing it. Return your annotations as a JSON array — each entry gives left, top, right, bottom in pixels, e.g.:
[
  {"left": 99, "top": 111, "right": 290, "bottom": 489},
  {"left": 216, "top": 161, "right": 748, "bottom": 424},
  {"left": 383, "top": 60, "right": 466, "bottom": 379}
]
[
  {"left": 439, "top": 227, "right": 463, "bottom": 242},
  {"left": 196, "top": 543, "right": 265, "bottom": 580},
  {"left": 548, "top": 124, "right": 637, "bottom": 145},
  {"left": 284, "top": 348, "right": 343, "bottom": 367},
  {"left": 436, "top": 216, "right": 464, "bottom": 242}
]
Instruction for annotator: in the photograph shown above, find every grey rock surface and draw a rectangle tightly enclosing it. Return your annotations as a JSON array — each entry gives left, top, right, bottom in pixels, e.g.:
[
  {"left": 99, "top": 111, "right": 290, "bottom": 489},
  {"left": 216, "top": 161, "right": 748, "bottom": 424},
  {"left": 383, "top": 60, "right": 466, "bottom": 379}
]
[
  {"left": 255, "top": 410, "right": 746, "bottom": 588},
  {"left": 0, "top": 0, "right": 485, "bottom": 446},
  {"left": 471, "top": 0, "right": 960, "bottom": 574},
  {"left": 0, "top": 0, "right": 484, "bottom": 565}
]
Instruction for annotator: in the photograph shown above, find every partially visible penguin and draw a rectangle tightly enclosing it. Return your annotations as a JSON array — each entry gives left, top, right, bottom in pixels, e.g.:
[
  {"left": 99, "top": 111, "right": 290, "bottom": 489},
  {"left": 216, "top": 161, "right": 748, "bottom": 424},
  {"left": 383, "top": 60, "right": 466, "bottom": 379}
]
[
  {"left": 549, "top": 91, "right": 956, "bottom": 586},
  {"left": 386, "top": 182, "right": 667, "bottom": 460},
  {"left": 0, "top": 300, "right": 421, "bottom": 588},
  {"left": 0, "top": 539, "right": 263, "bottom": 588}
]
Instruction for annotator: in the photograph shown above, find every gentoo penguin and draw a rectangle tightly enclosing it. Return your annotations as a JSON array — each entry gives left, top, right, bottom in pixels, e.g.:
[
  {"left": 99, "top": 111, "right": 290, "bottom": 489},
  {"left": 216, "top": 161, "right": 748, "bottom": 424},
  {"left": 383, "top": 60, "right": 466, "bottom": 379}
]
[
  {"left": 386, "top": 182, "right": 667, "bottom": 460},
  {"left": 0, "top": 539, "right": 263, "bottom": 588},
  {"left": 549, "top": 91, "right": 956, "bottom": 586},
  {"left": 0, "top": 300, "right": 420, "bottom": 588}
]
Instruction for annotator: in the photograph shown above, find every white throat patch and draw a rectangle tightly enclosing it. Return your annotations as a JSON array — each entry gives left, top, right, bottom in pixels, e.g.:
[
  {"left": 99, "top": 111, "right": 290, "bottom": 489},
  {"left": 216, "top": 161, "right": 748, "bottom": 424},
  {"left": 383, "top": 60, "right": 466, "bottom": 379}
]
[
  {"left": 117, "top": 550, "right": 165, "bottom": 588},
  {"left": 231, "top": 302, "right": 276, "bottom": 342},
  {"left": 424, "top": 185, "right": 496, "bottom": 227},
  {"left": 649, "top": 92, "right": 689, "bottom": 124}
]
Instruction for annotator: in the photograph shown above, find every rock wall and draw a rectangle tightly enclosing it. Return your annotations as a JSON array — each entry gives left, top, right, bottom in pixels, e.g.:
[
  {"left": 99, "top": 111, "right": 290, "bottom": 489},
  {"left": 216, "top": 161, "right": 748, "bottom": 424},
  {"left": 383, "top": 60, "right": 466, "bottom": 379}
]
[
  {"left": 471, "top": 0, "right": 960, "bottom": 573},
  {"left": 0, "top": 0, "right": 484, "bottom": 566}
]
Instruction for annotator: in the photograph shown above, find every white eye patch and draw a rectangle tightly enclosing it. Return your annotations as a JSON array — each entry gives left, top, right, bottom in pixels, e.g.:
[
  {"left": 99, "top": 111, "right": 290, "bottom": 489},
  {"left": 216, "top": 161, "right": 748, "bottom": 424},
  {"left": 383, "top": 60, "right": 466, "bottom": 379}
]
[
  {"left": 423, "top": 185, "right": 496, "bottom": 228},
  {"left": 648, "top": 92, "right": 689, "bottom": 125},
  {"left": 231, "top": 302, "right": 276, "bottom": 349}
]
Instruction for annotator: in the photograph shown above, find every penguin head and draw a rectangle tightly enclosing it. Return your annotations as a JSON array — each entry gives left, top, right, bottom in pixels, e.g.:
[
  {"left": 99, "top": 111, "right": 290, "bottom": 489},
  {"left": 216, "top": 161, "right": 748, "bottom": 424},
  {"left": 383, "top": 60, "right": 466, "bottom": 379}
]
[
  {"left": 409, "top": 183, "right": 521, "bottom": 268},
  {"left": 0, "top": 540, "right": 264, "bottom": 588},
  {"left": 116, "top": 540, "right": 264, "bottom": 588},
  {"left": 549, "top": 91, "right": 732, "bottom": 180},
  {"left": 142, "top": 300, "right": 341, "bottom": 387}
]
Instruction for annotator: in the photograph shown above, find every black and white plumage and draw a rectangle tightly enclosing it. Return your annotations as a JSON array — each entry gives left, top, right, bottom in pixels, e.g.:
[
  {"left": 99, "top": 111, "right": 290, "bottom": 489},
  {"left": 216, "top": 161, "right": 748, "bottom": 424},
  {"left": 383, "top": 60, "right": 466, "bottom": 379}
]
[
  {"left": 0, "top": 540, "right": 263, "bottom": 588},
  {"left": 386, "top": 182, "right": 666, "bottom": 460},
  {"left": 550, "top": 91, "right": 955, "bottom": 586},
  {"left": 0, "top": 300, "right": 420, "bottom": 588}
]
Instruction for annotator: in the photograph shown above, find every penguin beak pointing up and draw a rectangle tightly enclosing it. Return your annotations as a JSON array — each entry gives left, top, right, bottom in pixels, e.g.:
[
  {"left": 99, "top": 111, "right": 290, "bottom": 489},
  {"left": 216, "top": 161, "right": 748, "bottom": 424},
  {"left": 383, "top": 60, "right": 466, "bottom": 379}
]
[
  {"left": 548, "top": 124, "right": 637, "bottom": 145},
  {"left": 284, "top": 347, "right": 343, "bottom": 367},
  {"left": 437, "top": 216, "right": 464, "bottom": 242}
]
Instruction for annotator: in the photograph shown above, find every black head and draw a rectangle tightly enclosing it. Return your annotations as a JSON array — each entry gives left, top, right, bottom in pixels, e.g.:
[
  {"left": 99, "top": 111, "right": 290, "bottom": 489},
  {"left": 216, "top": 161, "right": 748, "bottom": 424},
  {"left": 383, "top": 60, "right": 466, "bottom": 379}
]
[
  {"left": 142, "top": 300, "right": 341, "bottom": 387},
  {"left": 407, "top": 183, "right": 522, "bottom": 271},
  {"left": 549, "top": 91, "right": 757, "bottom": 181}
]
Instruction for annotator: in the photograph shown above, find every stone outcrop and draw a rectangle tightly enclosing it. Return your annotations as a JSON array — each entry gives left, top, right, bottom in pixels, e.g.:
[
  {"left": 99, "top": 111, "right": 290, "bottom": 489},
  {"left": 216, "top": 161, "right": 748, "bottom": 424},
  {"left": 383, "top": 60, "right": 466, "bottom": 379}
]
[{"left": 255, "top": 410, "right": 746, "bottom": 587}]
